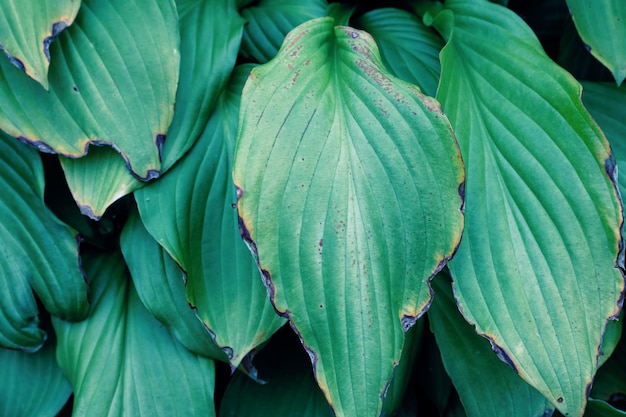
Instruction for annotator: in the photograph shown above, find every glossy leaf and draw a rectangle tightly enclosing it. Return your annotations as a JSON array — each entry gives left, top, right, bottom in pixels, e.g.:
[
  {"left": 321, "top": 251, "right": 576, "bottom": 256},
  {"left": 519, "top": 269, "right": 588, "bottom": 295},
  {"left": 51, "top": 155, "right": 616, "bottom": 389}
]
[
  {"left": 583, "top": 400, "right": 626, "bottom": 417},
  {"left": 0, "top": 0, "right": 80, "bottom": 88},
  {"left": 0, "top": 0, "right": 179, "bottom": 180},
  {"left": 431, "top": 1, "right": 624, "bottom": 415},
  {"left": 240, "top": 0, "right": 327, "bottom": 63},
  {"left": 120, "top": 210, "right": 227, "bottom": 361},
  {"left": 0, "top": 338, "right": 71, "bottom": 416},
  {"left": 135, "top": 64, "right": 285, "bottom": 367},
  {"left": 233, "top": 17, "right": 464, "bottom": 417},
  {"left": 356, "top": 7, "right": 444, "bottom": 97},
  {"left": 0, "top": 131, "right": 87, "bottom": 350},
  {"left": 566, "top": 0, "right": 626, "bottom": 85},
  {"left": 219, "top": 327, "right": 334, "bottom": 417},
  {"left": 53, "top": 250, "right": 216, "bottom": 417},
  {"left": 429, "top": 272, "right": 554, "bottom": 417}
]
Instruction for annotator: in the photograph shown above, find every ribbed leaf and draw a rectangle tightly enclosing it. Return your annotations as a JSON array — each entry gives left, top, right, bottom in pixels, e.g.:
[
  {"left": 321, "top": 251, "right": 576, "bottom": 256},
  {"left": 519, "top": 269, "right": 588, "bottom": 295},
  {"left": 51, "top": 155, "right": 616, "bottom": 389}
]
[
  {"left": 356, "top": 8, "right": 444, "bottom": 97},
  {"left": 53, "top": 250, "right": 216, "bottom": 417},
  {"left": 0, "top": 0, "right": 80, "bottom": 88},
  {"left": 429, "top": 272, "right": 554, "bottom": 417},
  {"left": 566, "top": 0, "right": 626, "bottom": 85},
  {"left": 0, "top": 338, "right": 71, "bottom": 416},
  {"left": 135, "top": 65, "right": 285, "bottom": 367},
  {"left": 431, "top": 1, "right": 624, "bottom": 415},
  {"left": 0, "top": 131, "right": 87, "bottom": 350},
  {"left": 57, "top": 0, "right": 243, "bottom": 219},
  {"left": 0, "top": 0, "right": 179, "bottom": 180},
  {"left": 120, "top": 210, "right": 227, "bottom": 360},
  {"left": 233, "top": 17, "right": 464, "bottom": 417},
  {"left": 240, "top": 0, "right": 327, "bottom": 63},
  {"left": 218, "top": 328, "right": 334, "bottom": 417},
  {"left": 581, "top": 83, "right": 626, "bottom": 195}
]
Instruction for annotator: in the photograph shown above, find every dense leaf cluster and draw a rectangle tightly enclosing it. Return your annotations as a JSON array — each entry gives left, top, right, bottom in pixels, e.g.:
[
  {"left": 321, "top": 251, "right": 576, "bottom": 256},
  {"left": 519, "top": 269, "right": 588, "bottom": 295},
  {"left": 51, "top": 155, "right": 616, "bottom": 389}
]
[{"left": 0, "top": 0, "right": 625, "bottom": 417}]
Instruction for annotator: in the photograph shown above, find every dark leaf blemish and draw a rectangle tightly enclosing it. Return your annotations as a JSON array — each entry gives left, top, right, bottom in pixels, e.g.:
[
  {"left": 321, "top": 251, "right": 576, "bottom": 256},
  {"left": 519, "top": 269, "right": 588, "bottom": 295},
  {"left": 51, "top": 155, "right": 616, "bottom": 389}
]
[
  {"left": 486, "top": 337, "right": 518, "bottom": 373},
  {"left": 17, "top": 136, "right": 56, "bottom": 154},
  {"left": 43, "top": 22, "right": 68, "bottom": 62}
]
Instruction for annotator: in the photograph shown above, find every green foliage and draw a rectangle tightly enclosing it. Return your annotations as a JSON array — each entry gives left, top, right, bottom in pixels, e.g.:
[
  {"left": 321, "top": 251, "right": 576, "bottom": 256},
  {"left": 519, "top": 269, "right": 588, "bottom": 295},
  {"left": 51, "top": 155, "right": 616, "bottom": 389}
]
[{"left": 0, "top": 0, "right": 625, "bottom": 416}]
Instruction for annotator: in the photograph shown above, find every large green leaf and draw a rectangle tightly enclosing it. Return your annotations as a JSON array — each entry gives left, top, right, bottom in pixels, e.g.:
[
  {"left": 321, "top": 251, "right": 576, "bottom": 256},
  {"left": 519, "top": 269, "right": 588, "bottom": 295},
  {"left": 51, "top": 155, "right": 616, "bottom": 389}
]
[
  {"left": 218, "top": 327, "right": 334, "bottom": 417},
  {"left": 0, "top": 131, "right": 87, "bottom": 350},
  {"left": 233, "top": 17, "right": 464, "bottom": 417},
  {"left": 240, "top": 0, "right": 327, "bottom": 63},
  {"left": 356, "top": 7, "right": 444, "bottom": 97},
  {"left": 57, "top": 0, "right": 244, "bottom": 219},
  {"left": 0, "top": 0, "right": 179, "bottom": 180},
  {"left": 0, "top": 336, "right": 71, "bottom": 416},
  {"left": 428, "top": 272, "right": 554, "bottom": 417},
  {"left": 0, "top": 0, "right": 80, "bottom": 89},
  {"left": 53, "top": 250, "right": 216, "bottom": 417},
  {"left": 430, "top": 1, "right": 624, "bottom": 415},
  {"left": 135, "top": 64, "right": 285, "bottom": 367},
  {"left": 566, "top": 0, "right": 626, "bottom": 85},
  {"left": 583, "top": 400, "right": 626, "bottom": 417},
  {"left": 120, "top": 210, "right": 227, "bottom": 361},
  {"left": 590, "top": 322, "right": 626, "bottom": 403}
]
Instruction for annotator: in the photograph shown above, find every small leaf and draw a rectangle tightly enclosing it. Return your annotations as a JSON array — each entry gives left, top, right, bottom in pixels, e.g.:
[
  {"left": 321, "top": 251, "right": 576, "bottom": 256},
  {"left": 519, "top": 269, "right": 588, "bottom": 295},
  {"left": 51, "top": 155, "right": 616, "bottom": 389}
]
[
  {"left": 356, "top": 7, "right": 444, "bottom": 97},
  {"left": 0, "top": 337, "right": 71, "bottom": 416},
  {"left": 233, "top": 17, "right": 464, "bottom": 417},
  {"left": 120, "top": 210, "right": 227, "bottom": 361},
  {"left": 0, "top": 0, "right": 179, "bottom": 180},
  {"left": 135, "top": 64, "right": 285, "bottom": 367},
  {"left": 0, "top": 0, "right": 80, "bottom": 88},
  {"left": 53, "top": 250, "right": 217, "bottom": 417},
  {"left": 428, "top": 272, "right": 554, "bottom": 417},
  {"left": 0, "top": 131, "right": 87, "bottom": 350},
  {"left": 240, "top": 0, "right": 327, "bottom": 63},
  {"left": 566, "top": 0, "right": 626, "bottom": 85},
  {"left": 431, "top": 1, "right": 624, "bottom": 415}
]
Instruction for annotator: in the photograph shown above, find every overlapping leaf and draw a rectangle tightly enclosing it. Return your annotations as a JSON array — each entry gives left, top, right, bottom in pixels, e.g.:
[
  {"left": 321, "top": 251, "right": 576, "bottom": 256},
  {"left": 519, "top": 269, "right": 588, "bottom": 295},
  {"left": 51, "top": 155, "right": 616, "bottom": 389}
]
[
  {"left": 58, "top": 0, "right": 244, "bottom": 219},
  {"left": 0, "top": 131, "right": 87, "bottom": 350},
  {"left": 0, "top": 0, "right": 179, "bottom": 180},
  {"left": 0, "top": 0, "right": 80, "bottom": 88},
  {"left": 566, "top": 0, "right": 626, "bottom": 85},
  {"left": 428, "top": 272, "right": 554, "bottom": 417},
  {"left": 240, "top": 0, "right": 327, "bottom": 63},
  {"left": 53, "top": 250, "right": 217, "bottom": 417},
  {"left": 430, "top": 1, "right": 624, "bottom": 415},
  {"left": 233, "top": 17, "right": 464, "bottom": 417},
  {"left": 135, "top": 65, "right": 285, "bottom": 367},
  {"left": 0, "top": 338, "right": 71, "bottom": 416},
  {"left": 218, "top": 328, "right": 334, "bottom": 417},
  {"left": 356, "top": 7, "right": 444, "bottom": 97},
  {"left": 121, "top": 211, "right": 227, "bottom": 361}
]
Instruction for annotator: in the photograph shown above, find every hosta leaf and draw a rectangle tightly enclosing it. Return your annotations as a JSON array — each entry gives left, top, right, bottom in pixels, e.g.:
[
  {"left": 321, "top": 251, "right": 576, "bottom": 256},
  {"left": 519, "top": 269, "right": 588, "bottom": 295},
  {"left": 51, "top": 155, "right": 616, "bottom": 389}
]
[
  {"left": 0, "top": 337, "right": 71, "bottom": 416},
  {"left": 428, "top": 272, "right": 554, "bottom": 417},
  {"left": 0, "top": 0, "right": 80, "bottom": 89},
  {"left": 0, "top": 131, "right": 87, "bottom": 350},
  {"left": 590, "top": 324, "right": 626, "bottom": 402},
  {"left": 431, "top": 1, "right": 624, "bottom": 415},
  {"left": 219, "top": 327, "right": 334, "bottom": 417},
  {"left": 356, "top": 7, "right": 444, "bottom": 97},
  {"left": 0, "top": 0, "right": 179, "bottom": 180},
  {"left": 566, "top": 0, "right": 626, "bottom": 85},
  {"left": 233, "top": 17, "right": 464, "bottom": 417},
  {"left": 60, "top": 146, "right": 142, "bottom": 219},
  {"left": 53, "top": 250, "right": 216, "bottom": 417},
  {"left": 581, "top": 82, "right": 626, "bottom": 195},
  {"left": 120, "top": 210, "right": 227, "bottom": 360},
  {"left": 583, "top": 400, "right": 626, "bottom": 417},
  {"left": 135, "top": 64, "right": 285, "bottom": 367},
  {"left": 57, "top": 0, "right": 243, "bottom": 219},
  {"left": 240, "top": 0, "right": 327, "bottom": 63}
]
